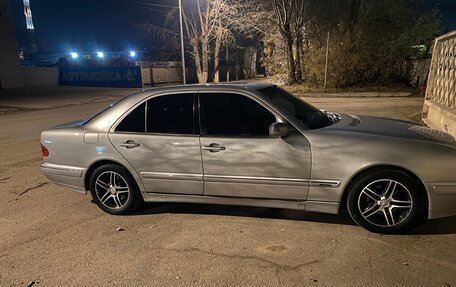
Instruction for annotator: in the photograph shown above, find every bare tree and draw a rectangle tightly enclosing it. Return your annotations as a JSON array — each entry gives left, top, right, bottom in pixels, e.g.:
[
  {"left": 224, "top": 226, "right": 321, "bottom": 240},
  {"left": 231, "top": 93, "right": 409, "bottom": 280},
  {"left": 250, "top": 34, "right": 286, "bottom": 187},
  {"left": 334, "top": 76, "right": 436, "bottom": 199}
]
[
  {"left": 271, "top": 0, "right": 296, "bottom": 83},
  {"left": 139, "top": 0, "right": 237, "bottom": 83},
  {"left": 181, "top": 0, "right": 239, "bottom": 83},
  {"left": 178, "top": 0, "right": 219, "bottom": 83},
  {"left": 211, "top": 1, "right": 236, "bottom": 82},
  {"left": 291, "top": 0, "right": 309, "bottom": 82},
  {"left": 270, "top": 0, "right": 311, "bottom": 84},
  {"left": 233, "top": 0, "right": 274, "bottom": 38},
  {"left": 235, "top": 0, "right": 311, "bottom": 83}
]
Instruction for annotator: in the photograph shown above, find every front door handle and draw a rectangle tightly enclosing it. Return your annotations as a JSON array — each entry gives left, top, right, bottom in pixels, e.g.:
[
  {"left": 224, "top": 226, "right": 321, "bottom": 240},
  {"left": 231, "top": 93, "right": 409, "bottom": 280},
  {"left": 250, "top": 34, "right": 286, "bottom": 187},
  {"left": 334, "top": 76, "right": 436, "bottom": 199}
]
[
  {"left": 203, "top": 143, "right": 226, "bottom": 153},
  {"left": 120, "top": 140, "right": 140, "bottom": 149}
]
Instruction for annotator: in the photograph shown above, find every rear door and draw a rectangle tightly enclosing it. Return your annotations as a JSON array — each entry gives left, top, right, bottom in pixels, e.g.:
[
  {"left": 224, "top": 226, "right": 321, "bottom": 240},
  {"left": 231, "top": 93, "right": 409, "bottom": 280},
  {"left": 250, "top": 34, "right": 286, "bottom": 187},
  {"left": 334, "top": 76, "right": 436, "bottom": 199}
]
[
  {"left": 199, "top": 91, "right": 311, "bottom": 200},
  {"left": 109, "top": 92, "right": 203, "bottom": 195}
]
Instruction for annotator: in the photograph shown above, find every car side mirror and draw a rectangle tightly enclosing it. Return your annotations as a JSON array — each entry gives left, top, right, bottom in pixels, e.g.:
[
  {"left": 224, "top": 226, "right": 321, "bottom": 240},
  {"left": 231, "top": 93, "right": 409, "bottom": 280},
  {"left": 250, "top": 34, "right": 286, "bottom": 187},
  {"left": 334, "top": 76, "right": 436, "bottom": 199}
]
[{"left": 269, "top": 122, "right": 289, "bottom": 138}]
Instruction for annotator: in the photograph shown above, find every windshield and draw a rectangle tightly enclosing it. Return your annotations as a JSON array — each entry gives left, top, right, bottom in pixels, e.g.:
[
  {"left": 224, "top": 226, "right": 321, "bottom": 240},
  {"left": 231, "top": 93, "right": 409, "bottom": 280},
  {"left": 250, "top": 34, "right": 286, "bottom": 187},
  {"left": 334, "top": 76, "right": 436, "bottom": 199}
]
[{"left": 258, "top": 86, "right": 334, "bottom": 129}]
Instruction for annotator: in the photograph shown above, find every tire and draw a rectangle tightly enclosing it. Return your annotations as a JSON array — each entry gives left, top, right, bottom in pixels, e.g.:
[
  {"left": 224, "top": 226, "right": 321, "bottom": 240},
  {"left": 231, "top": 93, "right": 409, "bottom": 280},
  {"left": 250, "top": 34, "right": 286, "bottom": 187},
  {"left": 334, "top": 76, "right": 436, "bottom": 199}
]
[
  {"left": 347, "top": 168, "right": 426, "bottom": 234},
  {"left": 89, "top": 164, "right": 142, "bottom": 215}
]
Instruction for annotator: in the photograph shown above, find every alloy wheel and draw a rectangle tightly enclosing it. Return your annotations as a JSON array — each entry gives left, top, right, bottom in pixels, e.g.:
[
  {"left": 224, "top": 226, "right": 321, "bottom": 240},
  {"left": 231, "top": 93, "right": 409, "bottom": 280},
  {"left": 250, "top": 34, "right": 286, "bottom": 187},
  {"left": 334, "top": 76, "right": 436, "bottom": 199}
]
[
  {"left": 94, "top": 171, "right": 130, "bottom": 209},
  {"left": 357, "top": 179, "right": 413, "bottom": 227}
]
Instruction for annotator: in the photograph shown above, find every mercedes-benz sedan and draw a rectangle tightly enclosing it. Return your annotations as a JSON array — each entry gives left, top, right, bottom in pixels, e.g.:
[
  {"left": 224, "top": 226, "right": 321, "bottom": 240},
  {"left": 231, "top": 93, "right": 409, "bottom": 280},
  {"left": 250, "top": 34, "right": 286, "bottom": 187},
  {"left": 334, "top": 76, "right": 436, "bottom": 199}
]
[{"left": 40, "top": 83, "right": 456, "bottom": 233}]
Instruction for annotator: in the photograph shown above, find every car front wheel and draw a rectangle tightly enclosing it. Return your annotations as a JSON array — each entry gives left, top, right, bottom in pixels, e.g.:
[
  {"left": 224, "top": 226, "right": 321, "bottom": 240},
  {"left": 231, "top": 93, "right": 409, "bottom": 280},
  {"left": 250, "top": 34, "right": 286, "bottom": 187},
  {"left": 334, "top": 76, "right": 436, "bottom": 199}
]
[{"left": 347, "top": 168, "right": 426, "bottom": 234}]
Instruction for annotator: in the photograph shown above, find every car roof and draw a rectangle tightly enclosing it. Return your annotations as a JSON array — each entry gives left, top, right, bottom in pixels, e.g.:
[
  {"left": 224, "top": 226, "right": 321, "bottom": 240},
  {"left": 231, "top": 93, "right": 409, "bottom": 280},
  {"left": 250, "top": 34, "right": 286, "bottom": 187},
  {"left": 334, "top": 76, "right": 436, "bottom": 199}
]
[
  {"left": 143, "top": 82, "right": 275, "bottom": 92},
  {"left": 121, "top": 82, "right": 276, "bottom": 109}
]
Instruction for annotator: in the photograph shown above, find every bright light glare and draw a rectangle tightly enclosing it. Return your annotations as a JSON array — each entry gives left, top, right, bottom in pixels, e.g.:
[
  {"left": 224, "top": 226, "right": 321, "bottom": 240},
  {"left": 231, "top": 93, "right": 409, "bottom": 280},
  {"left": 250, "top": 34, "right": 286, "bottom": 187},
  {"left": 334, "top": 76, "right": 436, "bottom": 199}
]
[
  {"left": 97, "top": 51, "right": 104, "bottom": 58},
  {"left": 129, "top": 51, "right": 136, "bottom": 57},
  {"left": 70, "top": 52, "right": 78, "bottom": 59}
]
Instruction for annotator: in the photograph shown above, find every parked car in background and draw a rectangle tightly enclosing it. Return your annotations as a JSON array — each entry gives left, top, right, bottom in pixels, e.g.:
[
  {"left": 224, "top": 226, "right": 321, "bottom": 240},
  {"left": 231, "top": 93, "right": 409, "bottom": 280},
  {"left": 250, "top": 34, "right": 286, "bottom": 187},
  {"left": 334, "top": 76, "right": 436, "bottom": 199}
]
[{"left": 40, "top": 83, "right": 456, "bottom": 233}]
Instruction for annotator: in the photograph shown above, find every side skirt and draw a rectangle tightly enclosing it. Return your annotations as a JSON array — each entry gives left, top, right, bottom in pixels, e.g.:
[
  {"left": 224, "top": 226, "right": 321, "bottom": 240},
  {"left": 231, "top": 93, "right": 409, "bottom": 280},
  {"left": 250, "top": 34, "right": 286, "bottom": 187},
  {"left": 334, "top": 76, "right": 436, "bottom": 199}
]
[{"left": 142, "top": 192, "right": 340, "bottom": 215}]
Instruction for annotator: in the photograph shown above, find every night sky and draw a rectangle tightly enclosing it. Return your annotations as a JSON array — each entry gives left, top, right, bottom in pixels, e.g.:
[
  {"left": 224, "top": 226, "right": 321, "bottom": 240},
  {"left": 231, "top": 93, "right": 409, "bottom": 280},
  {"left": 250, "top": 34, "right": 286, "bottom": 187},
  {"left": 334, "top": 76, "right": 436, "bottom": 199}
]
[
  {"left": 10, "top": 0, "right": 456, "bottom": 53},
  {"left": 11, "top": 0, "right": 173, "bottom": 52}
]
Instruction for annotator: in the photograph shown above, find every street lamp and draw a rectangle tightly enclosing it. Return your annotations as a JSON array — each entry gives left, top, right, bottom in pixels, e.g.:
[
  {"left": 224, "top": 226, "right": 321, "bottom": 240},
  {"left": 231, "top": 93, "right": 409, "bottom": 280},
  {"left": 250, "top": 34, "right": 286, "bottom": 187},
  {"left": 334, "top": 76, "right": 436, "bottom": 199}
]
[
  {"left": 129, "top": 50, "right": 136, "bottom": 58},
  {"left": 70, "top": 52, "right": 78, "bottom": 59},
  {"left": 178, "top": 0, "right": 186, "bottom": 84},
  {"left": 97, "top": 51, "right": 104, "bottom": 58}
]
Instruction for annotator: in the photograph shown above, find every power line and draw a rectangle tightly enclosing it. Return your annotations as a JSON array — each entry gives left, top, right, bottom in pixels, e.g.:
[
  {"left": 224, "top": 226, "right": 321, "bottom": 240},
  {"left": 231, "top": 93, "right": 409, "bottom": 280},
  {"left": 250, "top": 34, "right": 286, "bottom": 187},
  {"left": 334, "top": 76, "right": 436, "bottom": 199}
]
[{"left": 132, "top": 1, "right": 177, "bottom": 9}]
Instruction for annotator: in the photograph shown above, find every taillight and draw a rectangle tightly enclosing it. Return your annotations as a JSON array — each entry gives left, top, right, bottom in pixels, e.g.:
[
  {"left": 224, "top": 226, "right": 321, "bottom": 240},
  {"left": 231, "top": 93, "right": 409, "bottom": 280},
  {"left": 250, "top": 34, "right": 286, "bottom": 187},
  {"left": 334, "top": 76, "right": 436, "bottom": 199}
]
[{"left": 41, "top": 143, "right": 49, "bottom": 157}]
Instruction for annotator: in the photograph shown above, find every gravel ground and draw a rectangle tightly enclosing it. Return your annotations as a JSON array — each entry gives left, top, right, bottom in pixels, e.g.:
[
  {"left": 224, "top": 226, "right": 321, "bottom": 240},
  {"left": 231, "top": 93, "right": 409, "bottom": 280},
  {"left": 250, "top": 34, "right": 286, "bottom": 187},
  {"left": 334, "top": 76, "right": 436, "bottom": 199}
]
[{"left": 0, "top": 87, "right": 455, "bottom": 287}]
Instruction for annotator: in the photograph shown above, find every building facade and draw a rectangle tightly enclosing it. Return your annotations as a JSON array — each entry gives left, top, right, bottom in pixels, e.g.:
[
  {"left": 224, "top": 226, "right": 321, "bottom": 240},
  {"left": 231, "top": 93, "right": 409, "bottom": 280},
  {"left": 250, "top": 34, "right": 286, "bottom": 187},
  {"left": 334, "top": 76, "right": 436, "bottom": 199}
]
[{"left": 0, "top": 0, "right": 23, "bottom": 88}]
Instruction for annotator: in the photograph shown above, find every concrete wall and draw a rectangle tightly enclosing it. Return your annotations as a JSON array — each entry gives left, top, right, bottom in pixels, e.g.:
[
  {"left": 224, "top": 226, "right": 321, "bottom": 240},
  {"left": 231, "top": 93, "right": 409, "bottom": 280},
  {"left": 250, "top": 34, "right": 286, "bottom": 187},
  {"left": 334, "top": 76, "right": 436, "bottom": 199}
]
[
  {"left": 422, "top": 30, "right": 456, "bottom": 138},
  {"left": 423, "top": 101, "right": 456, "bottom": 137},
  {"left": 0, "top": 0, "right": 23, "bottom": 88},
  {"left": 21, "top": 67, "right": 59, "bottom": 87}
]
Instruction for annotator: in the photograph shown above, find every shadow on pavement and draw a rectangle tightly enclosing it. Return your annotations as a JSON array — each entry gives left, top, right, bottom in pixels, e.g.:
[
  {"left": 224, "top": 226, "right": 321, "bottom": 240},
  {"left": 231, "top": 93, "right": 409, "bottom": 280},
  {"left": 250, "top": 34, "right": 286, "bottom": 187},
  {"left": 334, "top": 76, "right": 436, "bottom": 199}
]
[
  {"left": 132, "top": 202, "right": 456, "bottom": 235},
  {"left": 409, "top": 215, "right": 456, "bottom": 235},
  {"left": 133, "top": 202, "right": 357, "bottom": 226}
]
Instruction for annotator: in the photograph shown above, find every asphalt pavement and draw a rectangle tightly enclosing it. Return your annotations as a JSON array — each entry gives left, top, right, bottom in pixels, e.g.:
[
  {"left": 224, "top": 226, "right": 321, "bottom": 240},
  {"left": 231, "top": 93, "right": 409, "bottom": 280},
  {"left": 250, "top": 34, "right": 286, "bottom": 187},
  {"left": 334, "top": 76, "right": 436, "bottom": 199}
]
[{"left": 0, "top": 86, "right": 455, "bottom": 287}]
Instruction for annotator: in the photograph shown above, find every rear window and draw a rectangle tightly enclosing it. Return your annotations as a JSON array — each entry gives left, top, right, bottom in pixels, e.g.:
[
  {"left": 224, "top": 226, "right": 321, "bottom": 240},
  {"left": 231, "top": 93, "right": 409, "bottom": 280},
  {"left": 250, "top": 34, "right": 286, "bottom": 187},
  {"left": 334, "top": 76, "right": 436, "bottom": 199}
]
[
  {"left": 84, "top": 96, "right": 128, "bottom": 124},
  {"left": 115, "top": 103, "right": 146, "bottom": 133}
]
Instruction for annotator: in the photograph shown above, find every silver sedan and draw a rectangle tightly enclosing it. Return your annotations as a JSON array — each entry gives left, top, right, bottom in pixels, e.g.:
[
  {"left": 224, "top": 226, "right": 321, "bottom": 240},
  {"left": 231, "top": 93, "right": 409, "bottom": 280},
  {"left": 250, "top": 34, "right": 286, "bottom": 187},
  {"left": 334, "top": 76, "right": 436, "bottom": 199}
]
[{"left": 40, "top": 83, "right": 456, "bottom": 233}]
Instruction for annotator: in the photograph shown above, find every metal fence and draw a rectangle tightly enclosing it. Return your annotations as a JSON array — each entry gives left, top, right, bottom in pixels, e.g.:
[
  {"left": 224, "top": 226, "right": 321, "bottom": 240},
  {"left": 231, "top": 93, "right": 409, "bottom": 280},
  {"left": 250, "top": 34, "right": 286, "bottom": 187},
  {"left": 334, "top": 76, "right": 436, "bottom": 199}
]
[
  {"left": 139, "top": 62, "right": 186, "bottom": 86},
  {"left": 141, "top": 67, "right": 182, "bottom": 86}
]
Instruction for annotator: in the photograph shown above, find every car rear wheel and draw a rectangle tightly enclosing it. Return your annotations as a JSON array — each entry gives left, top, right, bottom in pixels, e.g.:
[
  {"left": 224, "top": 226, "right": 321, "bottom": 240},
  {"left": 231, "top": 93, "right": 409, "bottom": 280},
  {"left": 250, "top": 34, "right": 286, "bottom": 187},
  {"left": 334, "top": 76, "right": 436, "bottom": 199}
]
[
  {"left": 347, "top": 168, "right": 426, "bottom": 234},
  {"left": 89, "top": 164, "right": 142, "bottom": 215}
]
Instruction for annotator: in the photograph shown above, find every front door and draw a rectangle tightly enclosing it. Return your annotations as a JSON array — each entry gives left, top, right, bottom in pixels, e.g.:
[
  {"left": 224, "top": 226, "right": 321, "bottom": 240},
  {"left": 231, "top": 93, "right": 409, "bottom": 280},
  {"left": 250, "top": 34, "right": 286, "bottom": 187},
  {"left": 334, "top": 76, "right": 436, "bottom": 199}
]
[
  {"left": 199, "top": 92, "right": 311, "bottom": 200},
  {"left": 109, "top": 93, "right": 203, "bottom": 195}
]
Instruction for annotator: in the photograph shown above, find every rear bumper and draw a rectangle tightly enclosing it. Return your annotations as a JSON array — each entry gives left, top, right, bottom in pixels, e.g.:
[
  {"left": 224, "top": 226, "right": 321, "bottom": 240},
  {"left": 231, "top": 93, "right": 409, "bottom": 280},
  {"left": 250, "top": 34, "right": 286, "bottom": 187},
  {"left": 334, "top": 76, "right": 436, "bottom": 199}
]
[
  {"left": 427, "top": 182, "right": 456, "bottom": 219},
  {"left": 40, "top": 163, "right": 87, "bottom": 194}
]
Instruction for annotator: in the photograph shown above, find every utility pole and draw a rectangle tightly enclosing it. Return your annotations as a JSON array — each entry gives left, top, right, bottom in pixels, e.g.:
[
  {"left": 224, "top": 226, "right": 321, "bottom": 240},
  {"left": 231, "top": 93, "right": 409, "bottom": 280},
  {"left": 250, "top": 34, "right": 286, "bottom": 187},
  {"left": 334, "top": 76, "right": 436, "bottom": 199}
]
[
  {"left": 178, "top": 0, "right": 186, "bottom": 84},
  {"left": 226, "top": 47, "right": 230, "bottom": 82},
  {"left": 324, "top": 31, "right": 330, "bottom": 92}
]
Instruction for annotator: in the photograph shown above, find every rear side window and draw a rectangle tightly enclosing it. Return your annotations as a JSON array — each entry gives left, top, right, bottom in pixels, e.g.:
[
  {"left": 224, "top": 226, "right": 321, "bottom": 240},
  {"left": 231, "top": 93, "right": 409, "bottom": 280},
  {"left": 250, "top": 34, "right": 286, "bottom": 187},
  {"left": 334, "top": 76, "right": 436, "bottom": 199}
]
[
  {"left": 200, "top": 93, "right": 276, "bottom": 136},
  {"left": 147, "top": 94, "right": 194, "bottom": 134},
  {"left": 115, "top": 102, "right": 146, "bottom": 132}
]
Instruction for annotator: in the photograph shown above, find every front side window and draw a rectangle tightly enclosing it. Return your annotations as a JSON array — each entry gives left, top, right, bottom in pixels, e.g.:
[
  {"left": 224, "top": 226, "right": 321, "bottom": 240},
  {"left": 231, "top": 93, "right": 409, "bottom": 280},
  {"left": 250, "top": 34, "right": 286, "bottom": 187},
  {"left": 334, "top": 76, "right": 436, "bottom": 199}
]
[
  {"left": 147, "top": 94, "right": 194, "bottom": 134},
  {"left": 200, "top": 93, "right": 276, "bottom": 136}
]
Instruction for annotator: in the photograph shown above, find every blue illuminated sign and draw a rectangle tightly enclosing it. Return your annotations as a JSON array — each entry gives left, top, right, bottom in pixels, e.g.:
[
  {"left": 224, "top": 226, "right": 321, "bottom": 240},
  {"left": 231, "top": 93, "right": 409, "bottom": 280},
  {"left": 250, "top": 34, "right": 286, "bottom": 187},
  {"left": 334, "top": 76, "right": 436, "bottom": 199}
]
[{"left": 59, "top": 66, "right": 142, "bottom": 88}]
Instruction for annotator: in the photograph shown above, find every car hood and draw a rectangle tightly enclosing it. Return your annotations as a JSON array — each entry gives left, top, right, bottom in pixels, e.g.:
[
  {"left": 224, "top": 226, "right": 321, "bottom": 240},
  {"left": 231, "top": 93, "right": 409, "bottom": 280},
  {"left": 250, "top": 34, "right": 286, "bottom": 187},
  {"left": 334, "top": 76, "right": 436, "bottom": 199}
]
[{"left": 326, "top": 114, "right": 456, "bottom": 146}]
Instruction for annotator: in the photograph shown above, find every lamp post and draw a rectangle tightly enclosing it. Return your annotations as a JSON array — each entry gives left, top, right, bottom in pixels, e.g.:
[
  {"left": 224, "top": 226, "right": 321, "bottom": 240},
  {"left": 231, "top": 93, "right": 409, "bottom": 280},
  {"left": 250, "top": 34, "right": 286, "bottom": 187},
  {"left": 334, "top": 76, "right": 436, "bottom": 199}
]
[
  {"left": 178, "top": 0, "right": 186, "bottom": 84},
  {"left": 324, "top": 31, "right": 330, "bottom": 92}
]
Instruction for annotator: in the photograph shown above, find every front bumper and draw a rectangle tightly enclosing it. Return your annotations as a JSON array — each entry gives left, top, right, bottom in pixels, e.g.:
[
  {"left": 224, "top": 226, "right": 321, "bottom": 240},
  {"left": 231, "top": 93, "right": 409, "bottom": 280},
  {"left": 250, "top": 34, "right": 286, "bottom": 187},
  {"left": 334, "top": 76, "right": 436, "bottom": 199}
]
[
  {"left": 40, "top": 163, "right": 87, "bottom": 194},
  {"left": 427, "top": 182, "right": 456, "bottom": 219}
]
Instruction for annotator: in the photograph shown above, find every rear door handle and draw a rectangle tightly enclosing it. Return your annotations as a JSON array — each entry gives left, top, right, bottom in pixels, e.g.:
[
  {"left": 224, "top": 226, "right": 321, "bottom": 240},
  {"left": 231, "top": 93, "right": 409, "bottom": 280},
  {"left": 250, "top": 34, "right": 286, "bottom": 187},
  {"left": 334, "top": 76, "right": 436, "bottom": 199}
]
[
  {"left": 203, "top": 143, "right": 226, "bottom": 152},
  {"left": 120, "top": 140, "right": 140, "bottom": 149}
]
